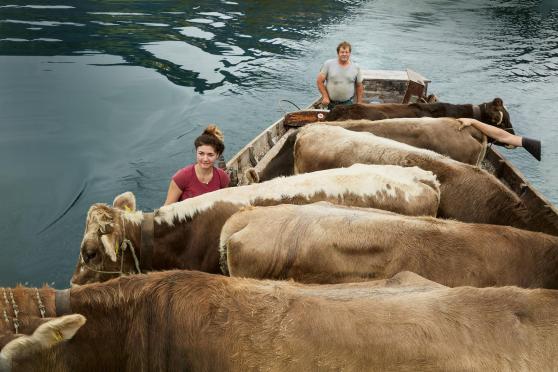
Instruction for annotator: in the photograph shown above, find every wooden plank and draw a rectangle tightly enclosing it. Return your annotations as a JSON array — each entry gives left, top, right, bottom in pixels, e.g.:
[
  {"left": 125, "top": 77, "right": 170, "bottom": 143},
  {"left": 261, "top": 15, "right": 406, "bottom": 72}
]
[
  {"left": 402, "top": 81, "right": 426, "bottom": 104},
  {"left": 488, "top": 147, "right": 558, "bottom": 235},
  {"left": 226, "top": 98, "right": 320, "bottom": 185},
  {"left": 363, "top": 79, "right": 407, "bottom": 103},
  {"left": 226, "top": 116, "right": 285, "bottom": 168},
  {"left": 241, "top": 128, "right": 296, "bottom": 184},
  {"left": 361, "top": 70, "right": 408, "bottom": 81},
  {"left": 283, "top": 109, "right": 329, "bottom": 127},
  {"left": 406, "top": 68, "right": 430, "bottom": 84},
  {"left": 266, "top": 131, "right": 275, "bottom": 148},
  {"left": 248, "top": 147, "right": 257, "bottom": 166}
]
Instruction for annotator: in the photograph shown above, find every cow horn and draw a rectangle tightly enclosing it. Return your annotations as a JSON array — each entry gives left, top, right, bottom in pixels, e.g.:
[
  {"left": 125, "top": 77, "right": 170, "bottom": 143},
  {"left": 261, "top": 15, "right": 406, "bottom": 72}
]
[
  {"left": 100, "top": 235, "right": 118, "bottom": 262},
  {"left": 495, "top": 111, "right": 503, "bottom": 126}
]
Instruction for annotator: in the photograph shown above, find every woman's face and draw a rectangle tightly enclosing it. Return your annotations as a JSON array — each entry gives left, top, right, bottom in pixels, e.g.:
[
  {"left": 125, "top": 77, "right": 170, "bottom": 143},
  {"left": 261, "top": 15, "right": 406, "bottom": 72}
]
[{"left": 196, "top": 144, "right": 218, "bottom": 169}]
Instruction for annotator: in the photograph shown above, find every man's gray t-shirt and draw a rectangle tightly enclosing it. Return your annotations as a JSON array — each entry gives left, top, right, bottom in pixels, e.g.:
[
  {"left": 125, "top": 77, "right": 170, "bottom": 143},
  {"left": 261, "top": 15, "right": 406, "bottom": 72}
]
[{"left": 320, "top": 59, "right": 363, "bottom": 101}]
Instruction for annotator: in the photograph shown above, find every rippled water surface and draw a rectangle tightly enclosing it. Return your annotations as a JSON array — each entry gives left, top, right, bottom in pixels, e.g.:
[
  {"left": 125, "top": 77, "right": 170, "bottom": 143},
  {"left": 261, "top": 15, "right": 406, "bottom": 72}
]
[{"left": 1, "top": 0, "right": 557, "bottom": 286}]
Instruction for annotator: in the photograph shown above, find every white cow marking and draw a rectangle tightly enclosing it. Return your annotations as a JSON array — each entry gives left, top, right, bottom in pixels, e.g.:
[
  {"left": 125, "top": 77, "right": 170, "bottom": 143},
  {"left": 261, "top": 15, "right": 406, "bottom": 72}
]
[{"left": 155, "top": 164, "right": 439, "bottom": 225}]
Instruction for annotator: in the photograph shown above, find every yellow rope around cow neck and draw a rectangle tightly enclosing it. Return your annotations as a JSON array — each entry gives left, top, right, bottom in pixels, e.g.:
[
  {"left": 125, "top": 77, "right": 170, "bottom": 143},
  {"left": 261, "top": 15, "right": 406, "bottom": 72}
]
[{"left": 79, "top": 238, "right": 142, "bottom": 277}]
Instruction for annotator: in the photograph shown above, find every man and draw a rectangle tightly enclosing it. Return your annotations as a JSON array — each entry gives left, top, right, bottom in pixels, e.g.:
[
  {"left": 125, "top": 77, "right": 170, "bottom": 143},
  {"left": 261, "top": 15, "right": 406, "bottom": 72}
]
[{"left": 317, "top": 41, "right": 364, "bottom": 110}]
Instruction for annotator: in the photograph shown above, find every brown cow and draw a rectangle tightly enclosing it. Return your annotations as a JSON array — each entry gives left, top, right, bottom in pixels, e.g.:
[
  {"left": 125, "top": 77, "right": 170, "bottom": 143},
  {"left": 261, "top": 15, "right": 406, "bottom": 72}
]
[
  {"left": 4, "top": 270, "right": 558, "bottom": 371},
  {"left": 221, "top": 202, "right": 558, "bottom": 287},
  {"left": 249, "top": 117, "right": 488, "bottom": 184},
  {"left": 294, "top": 124, "right": 544, "bottom": 233},
  {"left": 71, "top": 164, "right": 440, "bottom": 285},
  {"left": 325, "top": 97, "right": 514, "bottom": 134},
  {"left": 323, "top": 118, "right": 488, "bottom": 165}
]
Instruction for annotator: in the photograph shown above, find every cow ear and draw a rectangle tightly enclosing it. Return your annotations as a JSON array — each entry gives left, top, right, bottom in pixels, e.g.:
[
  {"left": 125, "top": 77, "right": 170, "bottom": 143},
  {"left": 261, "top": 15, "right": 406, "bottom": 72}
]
[
  {"left": 101, "top": 234, "right": 118, "bottom": 262},
  {"left": 492, "top": 97, "right": 503, "bottom": 107},
  {"left": 0, "top": 315, "right": 86, "bottom": 362},
  {"left": 113, "top": 191, "right": 136, "bottom": 212}
]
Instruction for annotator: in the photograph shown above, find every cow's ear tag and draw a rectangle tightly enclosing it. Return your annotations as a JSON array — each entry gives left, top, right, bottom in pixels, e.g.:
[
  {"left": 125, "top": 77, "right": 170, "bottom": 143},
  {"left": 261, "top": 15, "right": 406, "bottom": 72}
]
[
  {"left": 113, "top": 191, "right": 136, "bottom": 212},
  {"left": 53, "top": 329, "right": 63, "bottom": 342}
]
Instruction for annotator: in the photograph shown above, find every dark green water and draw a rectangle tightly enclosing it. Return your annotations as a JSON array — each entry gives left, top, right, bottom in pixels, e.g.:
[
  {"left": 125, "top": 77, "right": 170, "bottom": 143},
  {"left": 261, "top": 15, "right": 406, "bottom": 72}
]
[{"left": 1, "top": 0, "right": 557, "bottom": 286}]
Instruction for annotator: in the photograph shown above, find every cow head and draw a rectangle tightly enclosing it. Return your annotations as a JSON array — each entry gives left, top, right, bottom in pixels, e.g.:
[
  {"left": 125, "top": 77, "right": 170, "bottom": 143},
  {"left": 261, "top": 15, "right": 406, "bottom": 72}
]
[
  {"left": 482, "top": 98, "right": 514, "bottom": 135},
  {"left": 70, "top": 192, "right": 138, "bottom": 286},
  {"left": 0, "top": 314, "right": 85, "bottom": 370}
]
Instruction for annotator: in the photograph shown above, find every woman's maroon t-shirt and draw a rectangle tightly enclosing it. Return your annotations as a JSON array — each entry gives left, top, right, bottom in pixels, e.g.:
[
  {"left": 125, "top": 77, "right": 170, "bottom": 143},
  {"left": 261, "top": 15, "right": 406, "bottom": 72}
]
[{"left": 172, "top": 164, "right": 230, "bottom": 201}]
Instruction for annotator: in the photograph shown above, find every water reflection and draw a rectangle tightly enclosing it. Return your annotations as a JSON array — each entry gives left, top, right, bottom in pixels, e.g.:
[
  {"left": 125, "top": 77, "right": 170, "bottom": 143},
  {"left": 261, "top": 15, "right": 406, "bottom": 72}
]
[
  {"left": 141, "top": 40, "right": 250, "bottom": 87},
  {"left": 0, "top": 0, "right": 365, "bottom": 92},
  {"left": 177, "top": 26, "right": 215, "bottom": 39},
  {"left": 0, "top": 5, "right": 75, "bottom": 9}
]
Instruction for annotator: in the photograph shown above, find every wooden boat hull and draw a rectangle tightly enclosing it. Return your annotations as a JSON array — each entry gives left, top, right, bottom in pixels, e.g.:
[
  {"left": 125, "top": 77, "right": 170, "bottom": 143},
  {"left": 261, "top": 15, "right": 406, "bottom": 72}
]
[
  {"left": 483, "top": 147, "right": 558, "bottom": 234},
  {"left": 226, "top": 69, "right": 558, "bottom": 235}
]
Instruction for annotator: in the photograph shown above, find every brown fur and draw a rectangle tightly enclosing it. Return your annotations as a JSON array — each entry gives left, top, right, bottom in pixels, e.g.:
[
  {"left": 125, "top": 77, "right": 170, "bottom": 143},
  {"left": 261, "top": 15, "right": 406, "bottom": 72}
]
[
  {"left": 72, "top": 168, "right": 440, "bottom": 285},
  {"left": 324, "top": 118, "right": 487, "bottom": 165},
  {"left": 294, "top": 125, "right": 544, "bottom": 232},
  {"left": 325, "top": 98, "right": 514, "bottom": 134},
  {"left": 5, "top": 270, "right": 558, "bottom": 371},
  {"left": 257, "top": 130, "right": 298, "bottom": 182},
  {"left": 221, "top": 203, "right": 558, "bottom": 287}
]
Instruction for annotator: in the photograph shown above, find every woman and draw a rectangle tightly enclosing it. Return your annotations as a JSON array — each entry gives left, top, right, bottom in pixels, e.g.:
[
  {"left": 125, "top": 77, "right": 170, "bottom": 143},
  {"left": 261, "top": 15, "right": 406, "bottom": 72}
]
[
  {"left": 164, "top": 125, "right": 230, "bottom": 205},
  {"left": 457, "top": 118, "right": 541, "bottom": 161}
]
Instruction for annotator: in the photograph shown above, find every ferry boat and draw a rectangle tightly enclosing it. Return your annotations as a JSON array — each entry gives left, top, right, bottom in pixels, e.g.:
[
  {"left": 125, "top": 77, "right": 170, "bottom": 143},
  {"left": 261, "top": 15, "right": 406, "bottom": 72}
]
[{"left": 225, "top": 69, "right": 558, "bottom": 235}]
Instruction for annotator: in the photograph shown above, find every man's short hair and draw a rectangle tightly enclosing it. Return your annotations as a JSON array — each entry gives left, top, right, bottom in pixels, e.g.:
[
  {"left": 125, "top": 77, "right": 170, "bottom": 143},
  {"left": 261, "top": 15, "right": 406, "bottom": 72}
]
[{"left": 336, "top": 41, "right": 352, "bottom": 53}]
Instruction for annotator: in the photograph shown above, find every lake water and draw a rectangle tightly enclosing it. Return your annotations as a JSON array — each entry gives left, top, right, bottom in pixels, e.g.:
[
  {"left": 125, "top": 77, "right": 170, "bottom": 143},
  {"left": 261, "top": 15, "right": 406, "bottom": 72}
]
[{"left": 1, "top": 0, "right": 557, "bottom": 287}]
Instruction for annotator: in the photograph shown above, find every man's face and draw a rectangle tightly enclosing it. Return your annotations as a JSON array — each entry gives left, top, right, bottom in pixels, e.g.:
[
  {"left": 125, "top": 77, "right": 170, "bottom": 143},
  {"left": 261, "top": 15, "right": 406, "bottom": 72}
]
[{"left": 337, "top": 47, "right": 351, "bottom": 63}]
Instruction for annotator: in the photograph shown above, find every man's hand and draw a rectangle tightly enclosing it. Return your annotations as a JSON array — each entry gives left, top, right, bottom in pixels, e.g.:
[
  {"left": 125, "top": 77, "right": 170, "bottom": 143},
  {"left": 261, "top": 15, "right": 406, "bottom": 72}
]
[{"left": 321, "top": 96, "right": 330, "bottom": 106}]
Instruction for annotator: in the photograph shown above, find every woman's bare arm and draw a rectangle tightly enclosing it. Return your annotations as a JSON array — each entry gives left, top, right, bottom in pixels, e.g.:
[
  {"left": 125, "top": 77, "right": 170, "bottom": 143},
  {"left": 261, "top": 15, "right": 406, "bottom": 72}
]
[
  {"left": 163, "top": 180, "right": 183, "bottom": 206},
  {"left": 457, "top": 118, "right": 522, "bottom": 147}
]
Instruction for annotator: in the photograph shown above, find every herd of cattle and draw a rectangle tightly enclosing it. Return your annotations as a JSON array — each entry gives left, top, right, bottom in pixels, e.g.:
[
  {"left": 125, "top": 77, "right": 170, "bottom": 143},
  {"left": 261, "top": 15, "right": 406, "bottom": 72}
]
[{"left": 2, "top": 99, "right": 558, "bottom": 371}]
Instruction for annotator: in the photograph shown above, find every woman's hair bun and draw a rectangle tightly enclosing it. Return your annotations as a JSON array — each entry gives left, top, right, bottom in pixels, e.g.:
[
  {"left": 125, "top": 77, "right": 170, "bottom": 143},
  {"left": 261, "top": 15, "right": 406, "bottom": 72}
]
[
  {"left": 195, "top": 124, "right": 225, "bottom": 155},
  {"left": 203, "top": 124, "right": 224, "bottom": 143}
]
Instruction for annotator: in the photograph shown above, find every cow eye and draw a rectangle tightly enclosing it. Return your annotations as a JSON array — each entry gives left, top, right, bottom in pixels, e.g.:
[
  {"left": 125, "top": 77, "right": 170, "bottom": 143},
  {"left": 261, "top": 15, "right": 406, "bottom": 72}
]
[{"left": 84, "top": 251, "right": 97, "bottom": 263}]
